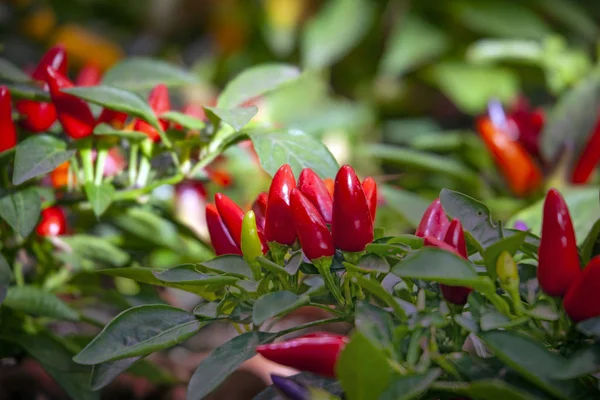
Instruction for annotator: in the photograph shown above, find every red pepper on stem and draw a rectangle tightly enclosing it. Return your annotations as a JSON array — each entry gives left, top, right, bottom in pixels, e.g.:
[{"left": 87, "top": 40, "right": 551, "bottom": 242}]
[
  {"left": 36, "top": 207, "right": 68, "bottom": 237},
  {"left": 440, "top": 219, "right": 473, "bottom": 305},
  {"left": 251, "top": 192, "right": 268, "bottom": 232},
  {"left": 215, "top": 193, "right": 245, "bottom": 247},
  {"left": 362, "top": 176, "right": 377, "bottom": 222},
  {"left": 563, "top": 256, "right": 600, "bottom": 322},
  {"left": 0, "top": 86, "right": 17, "bottom": 152},
  {"left": 205, "top": 204, "right": 242, "bottom": 256},
  {"left": 133, "top": 84, "right": 170, "bottom": 142},
  {"left": 537, "top": 189, "right": 581, "bottom": 297},
  {"left": 256, "top": 332, "right": 349, "bottom": 378},
  {"left": 297, "top": 168, "right": 333, "bottom": 224},
  {"left": 265, "top": 164, "right": 297, "bottom": 245},
  {"left": 332, "top": 165, "right": 373, "bottom": 252},
  {"left": 415, "top": 198, "right": 450, "bottom": 240},
  {"left": 290, "top": 188, "right": 334, "bottom": 260},
  {"left": 75, "top": 63, "right": 102, "bottom": 86},
  {"left": 571, "top": 119, "right": 600, "bottom": 184}
]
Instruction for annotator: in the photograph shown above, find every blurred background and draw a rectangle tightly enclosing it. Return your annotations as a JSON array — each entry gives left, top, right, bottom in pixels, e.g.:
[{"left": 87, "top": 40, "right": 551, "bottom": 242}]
[{"left": 1, "top": 0, "right": 600, "bottom": 399}]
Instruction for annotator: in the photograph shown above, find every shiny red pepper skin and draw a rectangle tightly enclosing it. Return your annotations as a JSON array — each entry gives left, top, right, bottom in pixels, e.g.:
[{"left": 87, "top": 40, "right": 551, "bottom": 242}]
[
  {"left": 75, "top": 63, "right": 102, "bottom": 86},
  {"left": 96, "top": 108, "right": 128, "bottom": 129},
  {"left": 36, "top": 207, "right": 67, "bottom": 236},
  {"left": 256, "top": 332, "right": 349, "bottom": 378},
  {"left": 251, "top": 192, "right": 268, "bottom": 232},
  {"left": 332, "top": 165, "right": 373, "bottom": 252},
  {"left": 440, "top": 219, "right": 473, "bottom": 305},
  {"left": 571, "top": 119, "right": 600, "bottom": 184},
  {"left": 290, "top": 188, "right": 334, "bottom": 260},
  {"left": 205, "top": 204, "right": 242, "bottom": 256},
  {"left": 563, "top": 256, "right": 600, "bottom": 322},
  {"left": 215, "top": 193, "right": 245, "bottom": 247},
  {"left": 297, "top": 168, "right": 333, "bottom": 224},
  {"left": 537, "top": 189, "right": 581, "bottom": 297},
  {"left": 31, "top": 45, "right": 68, "bottom": 81},
  {"left": 362, "top": 176, "right": 377, "bottom": 222},
  {"left": 415, "top": 198, "right": 450, "bottom": 240},
  {"left": 133, "top": 84, "right": 170, "bottom": 142},
  {"left": 423, "top": 236, "right": 460, "bottom": 255},
  {"left": 45, "top": 67, "right": 96, "bottom": 139},
  {"left": 0, "top": 86, "right": 17, "bottom": 152},
  {"left": 265, "top": 164, "right": 297, "bottom": 245}
]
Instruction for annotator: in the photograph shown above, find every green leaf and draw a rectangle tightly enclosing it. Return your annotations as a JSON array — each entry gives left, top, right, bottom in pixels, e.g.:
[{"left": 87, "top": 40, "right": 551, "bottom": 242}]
[
  {"left": 12, "top": 135, "right": 75, "bottom": 185},
  {"left": 204, "top": 106, "right": 257, "bottom": 132},
  {"left": 98, "top": 267, "right": 217, "bottom": 299},
  {"left": 186, "top": 331, "right": 273, "bottom": 400},
  {"left": 301, "top": 0, "right": 375, "bottom": 69},
  {"left": 428, "top": 63, "right": 519, "bottom": 115},
  {"left": 554, "top": 345, "right": 600, "bottom": 379},
  {"left": 380, "top": 369, "right": 442, "bottom": 400},
  {"left": 434, "top": 379, "right": 545, "bottom": 400},
  {"left": 93, "top": 123, "right": 148, "bottom": 141},
  {"left": 3, "top": 286, "right": 79, "bottom": 321},
  {"left": 576, "top": 316, "right": 600, "bottom": 340},
  {"left": 380, "top": 14, "right": 448, "bottom": 76},
  {"left": 249, "top": 129, "right": 339, "bottom": 179},
  {"left": 379, "top": 185, "right": 432, "bottom": 229},
  {"left": 355, "top": 300, "right": 393, "bottom": 350},
  {"left": 478, "top": 330, "right": 578, "bottom": 399},
  {"left": 217, "top": 64, "right": 300, "bottom": 108},
  {"left": 161, "top": 111, "right": 206, "bottom": 130},
  {"left": 533, "top": 0, "right": 599, "bottom": 42},
  {"left": 392, "top": 247, "right": 480, "bottom": 286},
  {"left": 0, "top": 58, "right": 32, "bottom": 83},
  {"left": 59, "top": 234, "right": 129, "bottom": 267},
  {"left": 508, "top": 187, "right": 600, "bottom": 245},
  {"left": 199, "top": 255, "right": 253, "bottom": 279},
  {"left": 368, "top": 144, "right": 479, "bottom": 185},
  {"left": 90, "top": 357, "right": 141, "bottom": 390},
  {"left": 74, "top": 305, "right": 204, "bottom": 365},
  {"left": 336, "top": 331, "right": 393, "bottom": 400},
  {"left": 84, "top": 182, "right": 115, "bottom": 218},
  {"left": 0, "top": 188, "right": 41, "bottom": 237},
  {"left": 440, "top": 188, "right": 503, "bottom": 249},
  {"left": 581, "top": 219, "right": 600, "bottom": 264},
  {"left": 153, "top": 264, "right": 239, "bottom": 286},
  {"left": 466, "top": 39, "right": 544, "bottom": 65},
  {"left": 62, "top": 86, "right": 162, "bottom": 134},
  {"left": 482, "top": 231, "right": 527, "bottom": 280},
  {"left": 112, "top": 208, "right": 183, "bottom": 251},
  {"left": 101, "top": 57, "right": 199, "bottom": 91},
  {"left": 252, "top": 291, "right": 310, "bottom": 325},
  {"left": 5, "top": 83, "right": 50, "bottom": 101},
  {"left": 355, "top": 254, "right": 390, "bottom": 273},
  {"left": 0, "top": 254, "right": 10, "bottom": 304},
  {"left": 352, "top": 275, "right": 407, "bottom": 320}
]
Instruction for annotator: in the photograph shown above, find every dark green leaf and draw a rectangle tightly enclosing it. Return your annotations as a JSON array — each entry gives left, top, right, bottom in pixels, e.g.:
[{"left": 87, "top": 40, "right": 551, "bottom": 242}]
[
  {"left": 59, "top": 234, "right": 129, "bottom": 267},
  {"left": 380, "top": 369, "right": 442, "bottom": 400},
  {"left": 554, "top": 345, "right": 600, "bottom": 379},
  {"left": 249, "top": 129, "right": 339, "bottom": 179},
  {"left": 301, "top": 0, "right": 375, "bottom": 69},
  {"left": 352, "top": 275, "right": 408, "bottom": 320},
  {"left": 534, "top": 0, "right": 599, "bottom": 42},
  {"left": 0, "top": 58, "right": 32, "bottom": 83},
  {"left": 112, "top": 208, "right": 183, "bottom": 251},
  {"left": 161, "top": 111, "right": 206, "bottom": 130},
  {"left": 580, "top": 218, "right": 600, "bottom": 264},
  {"left": 336, "top": 331, "right": 393, "bottom": 400},
  {"left": 482, "top": 231, "right": 527, "bottom": 280},
  {"left": 199, "top": 255, "right": 253, "bottom": 279},
  {"left": 186, "top": 332, "right": 273, "bottom": 400},
  {"left": 93, "top": 123, "right": 147, "bottom": 141},
  {"left": 3, "top": 285, "right": 79, "bottom": 321},
  {"left": 74, "top": 305, "right": 204, "bottom": 365},
  {"left": 252, "top": 291, "right": 310, "bottom": 325},
  {"left": 5, "top": 83, "right": 50, "bottom": 101},
  {"left": 193, "top": 302, "right": 220, "bottom": 319},
  {"left": 355, "top": 301, "right": 393, "bottom": 350},
  {"left": 85, "top": 182, "right": 115, "bottom": 218},
  {"left": 102, "top": 57, "right": 199, "bottom": 90},
  {"left": 153, "top": 264, "right": 239, "bottom": 286},
  {"left": 91, "top": 357, "right": 141, "bottom": 390},
  {"left": 356, "top": 254, "right": 390, "bottom": 273},
  {"left": 577, "top": 316, "right": 600, "bottom": 340},
  {"left": 0, "top": 188, "right": 41, "bottom": 237},
  {"left": 12, "top": 135, "right": 75, "bottom": 185},
  {"left": 379, "top": 185, "right": 431, "bottom": 229},
  {"left": 0, "top": 254, "right": 10, "bottom": 304},
  {"left": 285, "top": 251, "right": 303, "bottom": 275},
  {"left": 204, "top": 106, "right": 257, "bottom": 132}
]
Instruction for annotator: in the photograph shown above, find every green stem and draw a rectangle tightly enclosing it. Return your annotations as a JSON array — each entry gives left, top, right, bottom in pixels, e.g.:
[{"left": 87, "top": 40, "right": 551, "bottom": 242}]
[
  {"left": 314, "top": 257, "right": 345, "bottom": 306},
  {"left": 307, "top": 302, "right": 347, "bottom": 317},
  {"left": 273, "top": 317, "right": 345, "bottom": 338},
  {"left": 128, "top": 143, "right": 139, "bottom": 187},
  {"left": 77, "top": 138, "right": 94, "bottom": 184},
  {"left": 14, "top": 262, "right": 24, "bottom": 287},
  {"left": 136, "top": 139, "right": 154, "bottom": 187},
  {"left": 94, "top": 142, "right": 109, "bottom": 185}
]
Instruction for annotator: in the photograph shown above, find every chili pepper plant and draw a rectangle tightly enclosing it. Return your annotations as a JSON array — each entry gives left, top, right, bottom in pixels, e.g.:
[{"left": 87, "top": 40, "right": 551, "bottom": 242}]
[{"left": 0, "top": 47, "right": 600, "bottom": 400}]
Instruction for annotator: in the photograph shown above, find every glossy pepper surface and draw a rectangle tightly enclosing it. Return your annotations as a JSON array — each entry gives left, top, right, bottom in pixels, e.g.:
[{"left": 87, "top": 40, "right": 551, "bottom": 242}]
[
  {"left": 241, "top": 210, "right": 268, "bottom": 261},
  {"left": 440, "top": 219, "right": 473, "bottom": 305},
  {"left": 45, "top": 67, "right": 96, "bottom": 139},
  {"left": 415, "top": 198, "right": 450, "bottom": 240},
  {"left": 537, "top": 189, "right": 581, "bottom": 297},
  {"left": 251, "top": 192, "right": 268, "bottom": 232},
  {"left": 31, "top": 45, "right": 68, "bottom": 80},
  {"left": 265, "top": 164, "right": 297, "bottom": 245},
  {"left": 0, "top": 86, "right": 17, "bottom": 152},
  {"left": 332, "top": 165, "right": 373, "bottom": 252},
  {"left": 297, "top": 168, "right": 333, "bottom": 224},
  {"left": 256, "top": 332, "right": 349, "bottom": 378},
  {"left": 290, "top": 188, "right": 334, "bottom": 260},
  {"left": 563, "top": 256, "right": 600, "bottom": 322},
  {"left": 36, "top": 207, "right": 67, "bottom": 236},
  {"left": 362, "top": 177, "right": 377, "bottom": 222},
  {"left": 133, "top": 83, "right": 170, "bottom": 142},
  {"left": 571, "top": 119, "right": 600, "bottom": 184},
  {"left": 215, "top": 193, "right": 245, "bottom": 247},
  {"left": 75, "top": 63, "right": 102, "bottom": 86},
  {"left": 205, "top": 204, "right": 242, "bottom": 256}
]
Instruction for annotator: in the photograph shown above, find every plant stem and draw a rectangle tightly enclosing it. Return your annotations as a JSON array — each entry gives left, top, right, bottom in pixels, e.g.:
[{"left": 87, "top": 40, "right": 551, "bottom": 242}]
[
  {"left": 94, "top": 142, "right": 109, "bottom": 185},
  {"left": 273, "top": 317, "right": 345, "bottom": 338},
  {"left": 314, "top": 258, "right": 345, "bottom": 306},
  {"left": 77, "top": 138, "right": 94, "bottom": 184},
  {"left": 128, "top": 143, "right": 139, "bottom": 187}
]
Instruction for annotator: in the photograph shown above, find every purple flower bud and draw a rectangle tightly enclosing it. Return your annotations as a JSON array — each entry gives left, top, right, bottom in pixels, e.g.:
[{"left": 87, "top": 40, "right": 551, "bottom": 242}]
[
  {"left": 271, "top": 374, "right": 308, "bottom": 400},
  {"left": 513, "top": 220, "right": 529, "bottom": 231}
]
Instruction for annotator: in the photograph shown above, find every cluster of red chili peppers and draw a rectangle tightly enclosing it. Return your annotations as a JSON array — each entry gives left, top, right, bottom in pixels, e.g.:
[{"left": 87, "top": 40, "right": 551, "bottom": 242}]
[
  {"left": 205, "top": 164, "right": 377, "bottom": 263},
  {"left": 476, "top": 98, "right": 600, "bottom": 196}
]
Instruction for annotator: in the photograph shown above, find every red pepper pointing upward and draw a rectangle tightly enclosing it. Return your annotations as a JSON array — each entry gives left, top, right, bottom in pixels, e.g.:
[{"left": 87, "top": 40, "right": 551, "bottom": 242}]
[
  {"left": 133, "top": 84, "right": 170, "bottom": 142},
  {"left": 251, "top": 192, "right": 268, "bottom": 232},
  {"left": 290, "top": 188, "right": 334, "bottom": 260},
  {"left": 537, "top": 189, "right": 581, "bottom": 297},
  {"left": 563, "top": 256, "right": 600, "bottom": 322},
  {"left": 415, "top": 198, "right": 450, "bottom": 240},
  {"left": 32, "top": 45, "right": 68, "bottom": 81},
  {"left": 205, "top": 204, "right": 242, "bottom": 256},
  {"left": 0, "top": 86, "right": 17, "bottom": 152},
  {"left": 571, "top": 119, "right": 600, "bottom": 184},
  {"left": 265, "top": 164, "right": 297, "bottom": 245},
  {"left": 362, "top": 176, "right": 377, "bottom": 222},
  {"left": 440, "top": 219, "right": 473, "bottom": 305},
  {"left": 36, "top": 207, "right": 68, "bottom": 237},
  {"left": 215, "top": 193, "right": 245, "bottom": 247},
  {"left": 297, "top": 168, "right": 333, "bottom": 224}
]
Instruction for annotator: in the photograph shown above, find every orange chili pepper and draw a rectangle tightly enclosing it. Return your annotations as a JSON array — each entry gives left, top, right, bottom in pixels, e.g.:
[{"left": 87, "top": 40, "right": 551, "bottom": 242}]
[
  {"left": 323, "top": 178, "right": 335, "bottom": 197},
  {"left": 477, "top": 116, "right": 543, "bottom": 197},
  {"left": 50, "top": 160, "right": 74, "bottom": 187}
]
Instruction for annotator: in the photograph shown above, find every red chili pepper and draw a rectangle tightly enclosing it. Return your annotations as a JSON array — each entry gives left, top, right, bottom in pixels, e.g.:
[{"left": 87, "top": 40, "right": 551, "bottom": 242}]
[
  {"left": 205, "top": 204, "right": 242, "bottom": 256},
  {"left": 251, "top": 192, "right": 268, "bottom": 232},
  {"left": 297, "top": 168, "right": 333, "bottom": 224},
  {"left": 256, "top": 332, "right": 349, "bottom": 378},
  {"left": 175, "top": 179, "right": 207, "bottom": 200},
  {"left": 31, "top": 45, "right": 68, "bottom": 81},
  {"left": 96, "top": 108, "right": 128, "bottom": 129},
  {"left": 423, "top": 235, "right": 460, "bottom": 255},
  {"left": 537, "top": 189, "right": 581, "bottom": 297},
  {"left": 0, "top": 86, "right": 17, "bottom": 152},
  {"left": 332, "top": 165, "right": 373, "bottom": 252},
  {"left": 362, "top": 176, "right": 377, "bottom": 222},
  {"left": 571, "top": 119, "right": 600, "bottom": 184},
  {"left": 75, "top": 62, "right": 102, "bottom": 86},
  {"left": 133, "top": 83, "right": 170, "bottom": 142},
  {"left": 45, "top": 67, "right": 95, "bottom": 139},
  {"left": 215, "top": 193, "right": 245, "bottom": 247},
  {"left": 440, "top": 219, "right": 473, "bottom": 305},
  {"left": 563, "top": 256, "right": 600, "bottom": 322},
  {"left": 265, "top": 164, "right": 297, "bottom": 245},
  {"left": 36, "top": 207, "right": 67, "bottom": 236},
  {"left": 415, "top": 198, "right": 450, "bottom": 240},
  {"left": 323, "top": 178, "right": 334, "bottom": 197},
  {"left": 508, "top": 98, "right": 544, "bottom": 160},
  {"left": 290, "top": 188, "right": 334, "bottom": 260}
]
